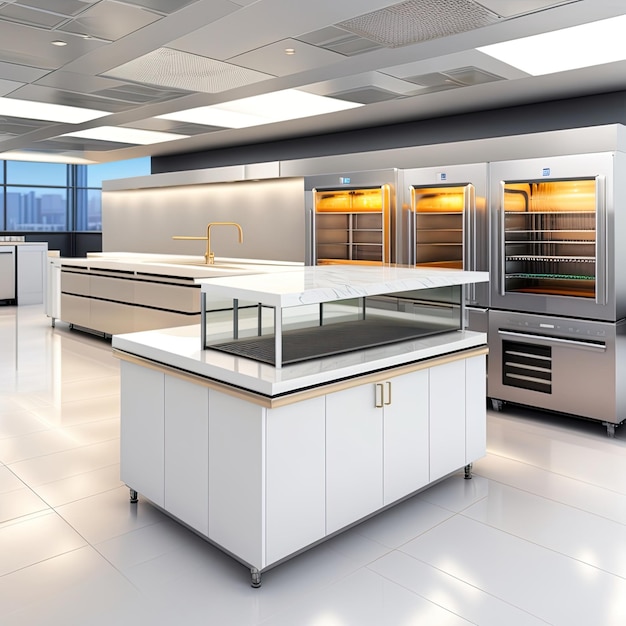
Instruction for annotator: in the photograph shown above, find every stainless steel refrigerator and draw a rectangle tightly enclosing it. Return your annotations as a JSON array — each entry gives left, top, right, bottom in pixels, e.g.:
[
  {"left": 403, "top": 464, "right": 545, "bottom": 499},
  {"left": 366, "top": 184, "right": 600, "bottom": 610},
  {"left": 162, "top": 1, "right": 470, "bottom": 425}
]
[
  {"left": 487, "top": 152, "right": 626, "bottom": 435},
  {"left": 402, "top": 163, "right": 490, "bottom": 332},
  {"left": 305, "top": 169, "right": 399, "bottom": 266}
]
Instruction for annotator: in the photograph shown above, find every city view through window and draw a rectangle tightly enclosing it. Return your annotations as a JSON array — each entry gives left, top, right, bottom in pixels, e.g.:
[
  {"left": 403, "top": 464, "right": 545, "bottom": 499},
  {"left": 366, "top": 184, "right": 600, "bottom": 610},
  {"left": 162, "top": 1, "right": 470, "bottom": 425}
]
[{"left": 0, "top": 157, "right": 150, "bottom": 232}]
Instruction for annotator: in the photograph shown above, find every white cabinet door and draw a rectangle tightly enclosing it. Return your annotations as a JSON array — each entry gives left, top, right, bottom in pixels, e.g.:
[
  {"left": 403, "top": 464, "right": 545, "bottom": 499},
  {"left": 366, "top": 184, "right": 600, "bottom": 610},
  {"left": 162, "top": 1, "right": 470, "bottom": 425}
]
[
  {"left": 429, "top": 359, "right": 466, "bottom": 481},
  {"left": 465, "top": 355, "right": 487, "bottom": 464},
  {"left": 119, "top": 361, "right": 165, "bottom": 506},
  {"left": 383, "top": 370, "right": 430, "bottom": 505},
  {"left": 325, "top": 384, "right": 383, "bottom": 535},
  {"left": 208, "top": 391, "right": 264, "bottom": 569},
  {"left": 164, "top": 376, "right": 209, "bottom": 536},
  {"left": 265, "top": 396, "right": 326, "bottom": 565}
]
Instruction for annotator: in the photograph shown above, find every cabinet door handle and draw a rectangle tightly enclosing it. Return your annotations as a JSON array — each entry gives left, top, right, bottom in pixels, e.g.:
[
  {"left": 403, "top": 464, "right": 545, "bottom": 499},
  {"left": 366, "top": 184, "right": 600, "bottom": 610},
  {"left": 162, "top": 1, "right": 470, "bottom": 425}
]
[
  {"left": 375, "top": 383, "right": 384, "bottom": 408},
  {"left": 384, "top": 381, "right": 392, "bottom": 405}
]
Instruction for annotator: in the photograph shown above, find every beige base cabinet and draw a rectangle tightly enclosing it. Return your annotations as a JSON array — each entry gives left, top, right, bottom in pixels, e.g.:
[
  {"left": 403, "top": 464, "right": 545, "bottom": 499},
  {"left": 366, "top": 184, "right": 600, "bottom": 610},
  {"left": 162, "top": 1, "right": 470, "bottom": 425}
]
[{"left": 119, "top": 349, "right": 486, "bottom": 587}]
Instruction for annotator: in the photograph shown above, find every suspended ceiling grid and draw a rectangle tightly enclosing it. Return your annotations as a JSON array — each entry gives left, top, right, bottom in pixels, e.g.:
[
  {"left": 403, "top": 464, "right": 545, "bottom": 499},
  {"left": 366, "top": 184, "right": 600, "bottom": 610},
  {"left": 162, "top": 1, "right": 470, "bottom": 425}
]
[{"left": 0, "top": 0, "right": 623, "bottom": 162}]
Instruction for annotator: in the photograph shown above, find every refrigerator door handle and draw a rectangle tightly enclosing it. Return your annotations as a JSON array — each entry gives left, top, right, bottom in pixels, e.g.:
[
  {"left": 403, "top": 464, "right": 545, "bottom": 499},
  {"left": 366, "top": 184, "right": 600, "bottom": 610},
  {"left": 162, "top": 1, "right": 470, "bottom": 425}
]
[
  {"left": 595, "top": 175, "right": 608, "bottom": 306},
  {"left": 464, "top": 184, "right": 476, "bottom": 302},
  {"left": 497, "top": 329, "right": 607, "bottom": 352}
]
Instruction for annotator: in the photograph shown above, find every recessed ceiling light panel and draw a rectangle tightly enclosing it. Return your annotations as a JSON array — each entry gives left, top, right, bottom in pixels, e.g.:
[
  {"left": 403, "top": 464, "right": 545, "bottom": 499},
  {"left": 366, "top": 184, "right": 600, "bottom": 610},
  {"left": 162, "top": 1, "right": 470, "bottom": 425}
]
[
  {"left": 102, "top": 47, "right": 272, "bottom": 93},
  {"left": 0, "top": 96, "right": 109, "bottom": 123},
  {"left": 478, "top": 14, "right": 626, "bottom": 75},
  {"left": 158, "top": 89, "right": 363, "bottom": 129},
  {"left": 59, "top": 125, "right": 190, "bottom": 145}
]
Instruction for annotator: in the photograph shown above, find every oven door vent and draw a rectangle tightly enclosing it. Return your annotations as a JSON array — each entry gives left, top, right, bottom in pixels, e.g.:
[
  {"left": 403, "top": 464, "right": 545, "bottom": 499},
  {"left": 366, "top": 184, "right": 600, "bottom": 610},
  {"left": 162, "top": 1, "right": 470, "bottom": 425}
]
[{"left": 502, "top": 340, "right": 552, "bottom": 394}]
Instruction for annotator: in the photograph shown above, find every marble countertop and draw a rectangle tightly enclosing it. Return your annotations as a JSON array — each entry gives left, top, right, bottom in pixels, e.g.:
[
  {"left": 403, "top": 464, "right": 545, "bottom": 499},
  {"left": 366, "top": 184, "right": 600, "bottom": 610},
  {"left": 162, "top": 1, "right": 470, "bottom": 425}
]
[
  {"left": 113, "top": 323, "right": 487, "bottom": 396},
  {"left": 199, "top": 265, "right": 490, "bottom": 308},
  {"left": 53, "top": 252, "right": 303, "bottom": 280}
]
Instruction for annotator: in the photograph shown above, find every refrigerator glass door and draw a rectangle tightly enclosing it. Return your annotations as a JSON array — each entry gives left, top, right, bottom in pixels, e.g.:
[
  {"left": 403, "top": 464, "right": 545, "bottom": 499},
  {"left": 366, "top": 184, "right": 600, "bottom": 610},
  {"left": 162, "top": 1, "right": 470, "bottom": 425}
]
[
  {"left": 314, "top": 186, "right": 391, "bottom": 265},
  {"left": 411, "top": 184, "right": 474, "bottom": 270},
  {"left": 500, "top": 177, "right": 601, "bottom": 301}
]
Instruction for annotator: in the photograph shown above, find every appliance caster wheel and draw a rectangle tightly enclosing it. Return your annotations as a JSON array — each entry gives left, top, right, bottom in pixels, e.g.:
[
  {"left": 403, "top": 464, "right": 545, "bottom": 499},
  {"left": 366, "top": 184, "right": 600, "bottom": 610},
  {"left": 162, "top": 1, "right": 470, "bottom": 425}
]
[
  {"left": 129, "top": 488, "right": 138, "bottom": 503},
  {"left": 490, "top": 398, "right": 503, "bottom": 412},
  {"left": 603, "top": 422, "right": 616, "bottom": 438},
  {"left": 250, "top": 567, "right": 261, "bottom": 588},
  {"left": 464, "top": 463, "right": 473, "bottom": 479}
]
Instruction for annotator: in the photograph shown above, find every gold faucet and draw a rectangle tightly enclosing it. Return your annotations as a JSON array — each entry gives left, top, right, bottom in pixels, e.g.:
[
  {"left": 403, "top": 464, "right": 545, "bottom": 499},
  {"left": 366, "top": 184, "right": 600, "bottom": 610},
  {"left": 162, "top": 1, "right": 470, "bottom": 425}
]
[
  {"left": 206, "top": 222, "right": 243, "bottom": 264},
  {"left": 172, "top": 221, "right": 244, "bottom": 264}
]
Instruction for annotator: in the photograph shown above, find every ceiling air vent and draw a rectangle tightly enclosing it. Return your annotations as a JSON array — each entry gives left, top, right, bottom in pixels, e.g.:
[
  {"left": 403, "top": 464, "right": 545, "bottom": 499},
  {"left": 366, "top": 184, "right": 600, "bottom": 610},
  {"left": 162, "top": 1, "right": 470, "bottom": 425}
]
[
  {"left": 296, "top": 25, "right": 383, "bottom": 56},
  {"left": 404, "top": 66, "right": 504, "bottom": 93},
  {"left": 327, "top": 86, "right": 402, "bottom": 104},
  {"left": 94, "top": 83, "right": 190, "bottom": 104},
  {"left": 336, "top": 0, "right": 501, "bottom": 48}
]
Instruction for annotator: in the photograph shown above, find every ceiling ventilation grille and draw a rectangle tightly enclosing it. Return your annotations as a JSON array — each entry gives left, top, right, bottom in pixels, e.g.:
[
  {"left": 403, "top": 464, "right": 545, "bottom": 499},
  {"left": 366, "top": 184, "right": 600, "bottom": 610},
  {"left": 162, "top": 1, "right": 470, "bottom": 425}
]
[
  {"left": 336, "top": 0, "right": 500, "bottom": 48},
  {"left": 102, "top": 47, "right": 273, "bottom": 93},
  {"left": 296, "top": 25, "right": 384, "bottom": 56},
  {"left": 405, "top": 66, "right": 504, "bottom": 92}
]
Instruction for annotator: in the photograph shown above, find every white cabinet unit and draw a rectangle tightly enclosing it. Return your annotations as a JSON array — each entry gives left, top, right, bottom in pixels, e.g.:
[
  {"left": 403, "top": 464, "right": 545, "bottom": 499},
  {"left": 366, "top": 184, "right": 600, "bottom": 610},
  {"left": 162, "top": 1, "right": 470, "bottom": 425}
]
[
  {"left": 16, "top": 243, "right": 47, "bottom": 305},
  {"left": 0, "top": 246, "right": 15, "bottom": 301},
  {"left": 114, "top": 264, "right": 489, "bottom": 586},
  {"left": 0, "top": 242, "right": 47, "bottom": 306}
]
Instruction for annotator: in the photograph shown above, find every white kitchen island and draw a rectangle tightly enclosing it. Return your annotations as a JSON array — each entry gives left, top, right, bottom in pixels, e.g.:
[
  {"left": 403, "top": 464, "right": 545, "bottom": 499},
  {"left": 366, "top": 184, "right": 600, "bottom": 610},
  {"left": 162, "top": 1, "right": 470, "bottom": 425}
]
[{"left": 112, "top": 266, "right": 489, "bottom": 587}]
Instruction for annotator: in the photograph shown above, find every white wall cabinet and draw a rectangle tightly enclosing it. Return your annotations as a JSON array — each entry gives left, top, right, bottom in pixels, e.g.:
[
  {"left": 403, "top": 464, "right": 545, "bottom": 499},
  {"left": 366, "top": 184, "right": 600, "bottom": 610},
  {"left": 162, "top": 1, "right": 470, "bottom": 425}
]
[{"left": 119, "top": 349, "right": 486, "bottom": 585}]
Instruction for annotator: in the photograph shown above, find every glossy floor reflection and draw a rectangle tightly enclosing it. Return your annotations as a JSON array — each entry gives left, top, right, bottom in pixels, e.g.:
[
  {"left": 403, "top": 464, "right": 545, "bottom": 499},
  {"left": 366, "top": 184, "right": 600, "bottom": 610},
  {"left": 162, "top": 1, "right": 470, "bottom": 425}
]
[{"left": 2, "top": 305, "right": 626, "bottom": 625}]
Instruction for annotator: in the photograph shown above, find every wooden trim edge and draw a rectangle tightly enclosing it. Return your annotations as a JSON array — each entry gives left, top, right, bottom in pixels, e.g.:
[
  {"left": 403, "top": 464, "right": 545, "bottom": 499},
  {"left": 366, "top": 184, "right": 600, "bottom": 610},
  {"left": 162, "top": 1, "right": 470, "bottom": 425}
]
[{"left": 112, "top": 345, "right": 488, "bottom": 409}]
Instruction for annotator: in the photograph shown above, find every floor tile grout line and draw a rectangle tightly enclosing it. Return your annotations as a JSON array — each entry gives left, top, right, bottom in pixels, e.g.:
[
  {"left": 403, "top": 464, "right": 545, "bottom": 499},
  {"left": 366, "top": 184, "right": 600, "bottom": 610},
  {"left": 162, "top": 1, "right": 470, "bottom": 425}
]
[
  {"left": 366, "top": 548, "right": 553, "bottom": 625},
  {"left": 481, "top": 449, "right": 626, "bottom": 496},
  {"left": 457, "top": 509, "right": 626, "bottom": 582}
]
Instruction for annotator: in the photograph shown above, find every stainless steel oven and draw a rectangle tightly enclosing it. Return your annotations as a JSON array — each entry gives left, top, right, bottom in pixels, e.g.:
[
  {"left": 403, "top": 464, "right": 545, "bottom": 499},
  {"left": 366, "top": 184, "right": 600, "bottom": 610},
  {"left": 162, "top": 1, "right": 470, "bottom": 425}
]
[{"left": 488, "top": 309, "right": 626, "bottom": 436}]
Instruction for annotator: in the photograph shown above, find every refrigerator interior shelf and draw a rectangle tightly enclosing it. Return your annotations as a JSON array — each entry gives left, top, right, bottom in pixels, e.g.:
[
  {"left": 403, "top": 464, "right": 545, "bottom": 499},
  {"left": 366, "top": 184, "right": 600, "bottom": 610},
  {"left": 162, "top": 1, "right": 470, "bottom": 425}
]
[
  {"left": 504, "top": 210, "right": 596, "bottom": 215},
  {"left": 507, "top": 229, "right": 595, "bottom": 234},
  {"left": 506, "top": 255, "right": 595, "bottom": 262},
  {"left": 505, "top": 240, "right": 595, "bottom": 245},
  {"left": 506, "top": 273, "right": 595, "bottom": 280}
]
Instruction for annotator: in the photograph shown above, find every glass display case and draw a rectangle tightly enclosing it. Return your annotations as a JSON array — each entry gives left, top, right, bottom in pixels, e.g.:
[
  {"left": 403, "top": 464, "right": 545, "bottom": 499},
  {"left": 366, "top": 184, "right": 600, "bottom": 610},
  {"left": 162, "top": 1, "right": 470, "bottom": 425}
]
[{"left": 199, "top": 266, "right": 488, "bottom": 368}]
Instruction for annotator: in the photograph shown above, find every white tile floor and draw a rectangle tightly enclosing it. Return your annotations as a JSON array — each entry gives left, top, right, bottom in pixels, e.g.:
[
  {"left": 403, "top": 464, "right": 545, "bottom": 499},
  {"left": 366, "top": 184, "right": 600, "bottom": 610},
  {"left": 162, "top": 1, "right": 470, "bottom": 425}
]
[{"left": 2, "top": 305, "right": 626, "bottom": 625}]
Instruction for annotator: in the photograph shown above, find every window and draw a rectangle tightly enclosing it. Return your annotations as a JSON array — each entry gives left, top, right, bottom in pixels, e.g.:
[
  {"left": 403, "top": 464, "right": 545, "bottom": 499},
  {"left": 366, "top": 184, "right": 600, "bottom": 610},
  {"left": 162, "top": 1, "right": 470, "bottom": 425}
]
[
  {"left": 75, "top": 157, "right": 150, "bottom": 232},
  {"left": 6, "top": 188, "right": 68, "bottom": 231},
  {"left": 0, "top": 156, "right": 150, "bottom": 233}
]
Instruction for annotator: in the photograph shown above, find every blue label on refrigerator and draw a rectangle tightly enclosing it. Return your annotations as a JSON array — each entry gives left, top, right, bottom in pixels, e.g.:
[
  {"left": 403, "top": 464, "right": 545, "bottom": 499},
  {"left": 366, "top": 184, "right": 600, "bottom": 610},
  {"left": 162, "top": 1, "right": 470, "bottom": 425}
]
[
  {"left": 542, "top": 168, "right": 551, "bottom": 176},
  {"left": 339, "top": 177, "right": 351, "bottom": 184},
  {"left": 437, "top": 172, "right": 447, "bottom": 181}
]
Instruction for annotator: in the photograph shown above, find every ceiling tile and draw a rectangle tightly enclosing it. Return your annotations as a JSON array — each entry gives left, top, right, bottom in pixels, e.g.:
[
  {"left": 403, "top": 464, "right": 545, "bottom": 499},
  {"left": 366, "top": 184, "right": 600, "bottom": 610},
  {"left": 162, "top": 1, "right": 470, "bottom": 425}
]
[
  {"left": 120, "top": 0, "right": 201, "bottom": 14},
  {"left": 12, "top": 0, "right": 100, "bottom": 17},
  {"left": 0, "top": 4, "right": 70, "bottom": 28},
  {"left": 0, "top": 59, "right": 49, "bottom": 83},
  {"left": 477, "top": 0, "right": 579, "bottom": 18},
  {"left": 0, "top": 77, "right": 23, "bottom": 96},
  {"left": 56, "top": 0, "right": 162, "bottom": 41},
  {"left": 102, "top": 47, "right": 273, "bottom": 93},
  {"left": 228, "top": 38, "right": 344, "bottom": 77},
  {"left": 0, "top": 20, "right": 105, "bottom": 70}
]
